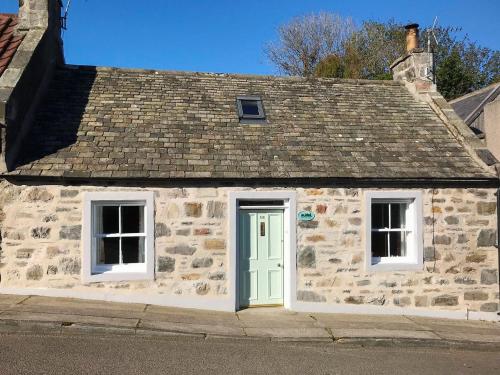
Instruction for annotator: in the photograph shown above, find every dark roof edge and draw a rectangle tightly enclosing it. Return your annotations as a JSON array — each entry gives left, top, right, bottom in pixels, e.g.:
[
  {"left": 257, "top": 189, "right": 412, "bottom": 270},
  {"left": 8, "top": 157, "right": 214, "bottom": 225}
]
[
  {"left": 2, "top": 175, "right": 498, "bottom": 188},
  {"left": 449, "top": 82, "right": 500, "bottom": 104},
  {"left": 463, "top": 86, "right": 500, "bottom": 125},
  {"left": 63, "top": 64, "right": 405, "bottom": 85}
]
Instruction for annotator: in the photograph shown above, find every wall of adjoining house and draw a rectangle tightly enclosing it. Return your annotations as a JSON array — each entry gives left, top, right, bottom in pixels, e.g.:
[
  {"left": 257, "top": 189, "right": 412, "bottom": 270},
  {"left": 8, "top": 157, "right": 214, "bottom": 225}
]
[{"left": 0, "top": 180, "right": 498, "bottom": 313}]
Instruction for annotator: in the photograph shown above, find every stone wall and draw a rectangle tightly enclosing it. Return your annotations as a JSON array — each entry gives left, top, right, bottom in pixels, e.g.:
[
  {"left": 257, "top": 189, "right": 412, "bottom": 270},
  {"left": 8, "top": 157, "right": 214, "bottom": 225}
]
[
  {"left": 295, "top": 188, "right": 498, "bottom": 314},
  {"left": 0, "top": 181, "right": 498, "bottom": 313}
]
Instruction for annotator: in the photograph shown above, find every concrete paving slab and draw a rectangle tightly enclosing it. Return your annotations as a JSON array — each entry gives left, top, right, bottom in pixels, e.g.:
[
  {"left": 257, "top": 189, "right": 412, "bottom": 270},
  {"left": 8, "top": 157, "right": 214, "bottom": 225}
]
[
  {"left": 405, "top": 316, "right": 500, "bottom": 335},
  {"left": 0, "top": 294, "right": 28, "bottom": 308},
  {"left": 139, "top": 320, "right": 245, "bottom": 337},
  {"left": 0, "top": 311, "right": 139, "bottom": 328},
  {"left": 312, "top": 313, "right": 424, "bottom": 330},
  {"left": 142, "top": 311, "right": 243, "bottom": 327},
  {"left": 7, "top": 303, "right": 147, "bottom": 320},
  {"left": 331, "top": 328, "right": 441, "bottom": 340},
  {"left": 243, "top": 327, "right": 331, "bottom": 338},
  {"left": 145, "top": 304, "right": 236, "bottom": 318},
  {"left": 22, "top": 295, "right": 146, "bottom": 312},
  {"left": 237, "top": 308, "right": 316, "bottom": 328},
  {"left": 435, "top": 331, "right": 500, "bottom": 343},
  {"left": 61, "top": 324, "right": 137, "bottom": 336}
]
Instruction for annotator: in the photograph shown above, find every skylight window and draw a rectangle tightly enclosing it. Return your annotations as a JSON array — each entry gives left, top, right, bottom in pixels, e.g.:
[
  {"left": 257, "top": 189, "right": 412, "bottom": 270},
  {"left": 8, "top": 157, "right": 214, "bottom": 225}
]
[{"left": 237, "top": 96, "right": 266, "bottom": 121}]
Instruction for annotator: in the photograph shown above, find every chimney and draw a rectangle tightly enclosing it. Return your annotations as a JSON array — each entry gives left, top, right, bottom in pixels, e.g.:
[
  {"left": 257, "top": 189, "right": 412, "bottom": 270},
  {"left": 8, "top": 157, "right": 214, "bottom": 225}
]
[
  {"left": 0, "top": 0, "right": 64, "bottom": 172},
  {"left": 390, "top": 23, "right": 435, "bottom": 93},
  {"left": 17, "top": 0, "right": 64, "bottom": 64}
]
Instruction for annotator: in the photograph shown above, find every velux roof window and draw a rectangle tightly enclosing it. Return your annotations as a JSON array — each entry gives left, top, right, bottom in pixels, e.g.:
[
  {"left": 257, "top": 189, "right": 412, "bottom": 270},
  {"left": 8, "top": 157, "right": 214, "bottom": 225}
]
[{"left": 237, "top": 96, "right": 266, "bottom": 121}]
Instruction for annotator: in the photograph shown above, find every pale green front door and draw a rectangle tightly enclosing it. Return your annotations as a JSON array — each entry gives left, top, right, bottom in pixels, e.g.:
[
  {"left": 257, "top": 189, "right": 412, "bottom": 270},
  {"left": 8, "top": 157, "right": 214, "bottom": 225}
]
[{"left": 238, "top": 209, "right": 284, "bottom": 307}]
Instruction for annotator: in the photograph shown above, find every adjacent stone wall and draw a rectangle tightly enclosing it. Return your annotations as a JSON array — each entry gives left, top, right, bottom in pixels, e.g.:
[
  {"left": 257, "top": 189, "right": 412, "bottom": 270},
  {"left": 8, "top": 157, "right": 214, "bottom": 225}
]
[
  {"left": 0, "top": 181, "right": 498, "bottom": 313},
  {"left": 296, "top": 188, "right": 498, "bottom": 314}
]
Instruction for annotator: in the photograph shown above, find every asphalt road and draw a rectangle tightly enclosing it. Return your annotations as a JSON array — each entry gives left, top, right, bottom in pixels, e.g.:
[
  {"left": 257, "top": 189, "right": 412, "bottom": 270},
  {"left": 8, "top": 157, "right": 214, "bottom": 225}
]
[{"left": 0, "top": 332, "right": 499, "bottom": 374}]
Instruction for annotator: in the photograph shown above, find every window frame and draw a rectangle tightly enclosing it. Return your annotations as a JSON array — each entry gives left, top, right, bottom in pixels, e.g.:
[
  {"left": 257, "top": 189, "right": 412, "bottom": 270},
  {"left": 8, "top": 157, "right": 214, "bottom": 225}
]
[
  {"left": 82, "top": 192, "right": 155, "bottom": 282},
  {"left": 236, "top": 95, "right": 266, "bottom": 121},
  {"left": 365, "top": 191, "right": 423, "bottom": 272}
]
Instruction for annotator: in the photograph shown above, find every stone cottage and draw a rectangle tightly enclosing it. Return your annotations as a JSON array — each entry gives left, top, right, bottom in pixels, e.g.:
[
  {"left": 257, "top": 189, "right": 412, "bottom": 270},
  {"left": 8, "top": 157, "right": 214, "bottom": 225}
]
[{"left": 0, "top": 1, "right": 498, "bottom": 321}]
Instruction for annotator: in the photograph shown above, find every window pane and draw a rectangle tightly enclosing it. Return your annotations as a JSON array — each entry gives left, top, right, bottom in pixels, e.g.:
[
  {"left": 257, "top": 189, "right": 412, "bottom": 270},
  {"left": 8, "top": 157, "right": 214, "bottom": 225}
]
[
  {"left": 122, "top": 237, "right": 145, "bottom": 264},
  {"left": 371, "top": 232, "right": 388, "bottom": 258},
  {"left": 96, "top": 206, "right": 119, "bottom": 234},
  {"left": 372, "top": 203, "right": 389, "bottom": 229},
  {"left": 96, "top": 237, "right": 120, "bottom": 265},
  {"left": 391, "top": 202, "right": 408, "bottom": 229},
  {"left": 241, "top": 100, "right": 260, "bottom": 115},
  {"left": 121, "top": 205, "right": 144, "bottom": 233},
  {"left": 389, "top": 231, "right": 408, "bottom": 257}
]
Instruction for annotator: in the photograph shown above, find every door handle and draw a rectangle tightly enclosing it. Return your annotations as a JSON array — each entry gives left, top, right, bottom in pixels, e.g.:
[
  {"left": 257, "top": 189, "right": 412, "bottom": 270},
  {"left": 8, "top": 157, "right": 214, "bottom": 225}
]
[{"left": 277, "top": 263, "right": 283, "bottom": 268}]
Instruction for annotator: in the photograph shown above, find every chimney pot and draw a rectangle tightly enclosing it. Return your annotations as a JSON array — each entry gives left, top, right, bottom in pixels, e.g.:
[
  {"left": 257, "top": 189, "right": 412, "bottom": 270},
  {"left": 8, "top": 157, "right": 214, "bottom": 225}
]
[{"left": 404, "top": 23, "right": 420, "bottom": 52}]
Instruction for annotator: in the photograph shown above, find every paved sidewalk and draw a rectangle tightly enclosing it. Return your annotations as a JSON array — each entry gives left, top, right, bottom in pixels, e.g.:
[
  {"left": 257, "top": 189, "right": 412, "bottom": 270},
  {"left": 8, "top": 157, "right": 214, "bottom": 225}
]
[{"left": 1, "top": 294, "right": 499, "bottom": 349}]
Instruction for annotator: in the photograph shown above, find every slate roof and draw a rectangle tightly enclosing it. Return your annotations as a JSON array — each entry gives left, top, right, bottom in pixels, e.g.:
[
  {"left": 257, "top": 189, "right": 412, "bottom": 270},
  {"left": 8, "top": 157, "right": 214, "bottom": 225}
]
[
  {"left": 450, "top": 83, "right": 500, "bottom": 126},
  {"left": 9, "top": 65, "right": 495, "bottom": 180},
  {"left": 0, "top": 14, "right": 23, "bottom": 77}
]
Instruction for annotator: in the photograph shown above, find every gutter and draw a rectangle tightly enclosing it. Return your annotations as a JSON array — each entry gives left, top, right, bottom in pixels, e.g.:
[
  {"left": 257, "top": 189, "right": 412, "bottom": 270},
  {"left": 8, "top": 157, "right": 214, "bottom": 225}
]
[{"left": 1, "top": 175, "right": 499, "bottom": 189}]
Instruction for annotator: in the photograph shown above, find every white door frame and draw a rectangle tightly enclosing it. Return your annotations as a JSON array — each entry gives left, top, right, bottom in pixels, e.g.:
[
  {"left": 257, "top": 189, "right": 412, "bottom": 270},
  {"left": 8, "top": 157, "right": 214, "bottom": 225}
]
[{"left": 228, "top": 191, "right": 297, "bottom": 311}]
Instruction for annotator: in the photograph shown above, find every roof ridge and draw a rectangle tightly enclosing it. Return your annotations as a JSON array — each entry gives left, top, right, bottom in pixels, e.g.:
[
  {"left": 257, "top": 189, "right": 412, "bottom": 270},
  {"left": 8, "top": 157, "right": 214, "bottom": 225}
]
[{"left": 62, "top": 64, "right": 405, "bottom": 86}]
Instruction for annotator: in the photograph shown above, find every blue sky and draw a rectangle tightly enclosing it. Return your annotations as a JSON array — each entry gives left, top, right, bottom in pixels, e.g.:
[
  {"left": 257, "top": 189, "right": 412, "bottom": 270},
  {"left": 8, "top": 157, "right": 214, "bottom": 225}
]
[{"left": 3, "top": 0, "right": 500, "bottom": 74}]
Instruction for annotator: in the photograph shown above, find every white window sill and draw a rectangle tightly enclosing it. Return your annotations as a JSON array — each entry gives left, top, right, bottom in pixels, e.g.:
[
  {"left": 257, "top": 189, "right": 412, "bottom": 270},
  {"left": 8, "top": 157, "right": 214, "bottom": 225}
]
[
  {"left": 367, "top": 262, "right": 423, "bottom": 272},
  {"left": 83, "top": 271, "right": 154, "bottom": 283}
]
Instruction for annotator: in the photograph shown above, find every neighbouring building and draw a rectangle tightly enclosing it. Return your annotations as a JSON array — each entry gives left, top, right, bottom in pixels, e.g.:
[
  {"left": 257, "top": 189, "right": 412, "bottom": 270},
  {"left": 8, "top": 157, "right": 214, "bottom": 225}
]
[
  {"left": 0, "top": 1, "right": 499, "bottom": 321},
  {"left": 450, "top": 83, "right": 500, "bottom": 162}
]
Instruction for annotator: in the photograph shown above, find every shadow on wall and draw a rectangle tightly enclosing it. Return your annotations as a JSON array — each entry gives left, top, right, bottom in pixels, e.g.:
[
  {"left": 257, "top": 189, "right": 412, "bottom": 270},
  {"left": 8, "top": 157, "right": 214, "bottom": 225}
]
[{"left": 9, "top": 66, "right": 97, "bottom": 170}]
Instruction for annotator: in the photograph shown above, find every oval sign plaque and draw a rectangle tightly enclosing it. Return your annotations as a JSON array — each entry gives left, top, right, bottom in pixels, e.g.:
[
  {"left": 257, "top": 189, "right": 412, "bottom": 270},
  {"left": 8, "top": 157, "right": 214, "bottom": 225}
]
[{"left": 297, "top": 211, "right": 315, "bottom": 221}]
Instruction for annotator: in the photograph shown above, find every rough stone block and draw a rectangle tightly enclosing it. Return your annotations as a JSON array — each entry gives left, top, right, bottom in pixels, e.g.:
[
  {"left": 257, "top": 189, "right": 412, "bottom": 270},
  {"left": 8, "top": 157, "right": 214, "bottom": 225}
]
[
  {"left": 60, "top": 190, "right": 79, "bottom": 198},
  {"left": 176, "top": 229, "right": 191, "bottom": 236},
  {"left": 481, "top": 269, "right": 498, "bottom": 285},
  {"left": 298, "top": 221, "right": 318, "bottom": 229},
  {"left": 315, "top": 204, "right": 327, "bottom": 214},
  {"left": 166, "top": 244, "right": 197, "bottom": 256},
  {"left": 466, "top": 252, "right": 487, "bottom": 263},
  {"left": 208, "top": 271, "right": 225, "bottom": 280},
  {"left": 195, "top": 282, "right": 210, "bottom": 295},
  {"left": 297, "top": 290, "right": 326, "bottom": 302},
  {"left": 59, "top": 225, "right": 82, "bottom": 240},
  {"left": 194, "top": 228, "right": 211, "bottom": 236},
  {"left": 16, "top": 248, "right": 33, "bottom": 259},
  {"left": 444, "top": 216, "right": 459, "bottom": 225},
  {"left": 477, "top": 229, "right": 496, "bottom": 247},
  {"left": 191, "top": 257, "right": 213, "bottom": 268},
  {"left": 157, "top": 256, "right": 175, "bottom": 273},
  {"left": 414, "top": 295, "right": 428, "bottom": 307},
  {"left": 26, "top": 188, "right": 53, "bottom": 202},
  {"left": 344, "top": 296, "right": 364, "bottom": 304},
  {"left": 298, "top": 246, "right": 315, "bottom": 268},
  {"left": 204, "top": 239, "right": 225, "bottom": 250},
  {"left": 477, "top": 202, "right": 496, "bottom": 215},
  {"left": 46, "top": 265, "right": 58, "bottom": 275},
  {"left": 464, "top": 291, "right": 489, "bottom": 301},
  {"left": 207, "top": 201, "right": 225, "bottom": 219},
  {"left": 184, "top": 202, "right": 202, "bottom": 217},
  {"left": 480, "top": 303, "right": 498, "bottom": 312},
  {"left": 59, "top": 257, "right": 81, "bottom": 275},
  {"left": 31, "top": 227, "right": 50, "bottom": 239},
  {"left": 434, "top": 235, "right": 451, "bottom": 245},
  {"left": 431, "top": 294, "right": 458, "bottom": 306},
  {"left": 26, "top": 265, "right": 43, "bottom": 281},
  {"left": 155, "top": 223, "right": 171, "bottom": 237}
]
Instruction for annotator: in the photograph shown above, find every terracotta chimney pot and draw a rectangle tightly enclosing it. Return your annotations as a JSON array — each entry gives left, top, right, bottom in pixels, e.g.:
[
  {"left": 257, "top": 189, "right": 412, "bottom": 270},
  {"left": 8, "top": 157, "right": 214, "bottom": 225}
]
[{"left": 405, "top": 23, "right": 420, "bottom": 52}]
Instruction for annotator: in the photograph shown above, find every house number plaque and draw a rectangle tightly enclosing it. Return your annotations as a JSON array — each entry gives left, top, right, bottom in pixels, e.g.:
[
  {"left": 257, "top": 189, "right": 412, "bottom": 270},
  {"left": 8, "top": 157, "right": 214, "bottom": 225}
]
[{"left": 297, "top": 211, "right": 315, "bottom": 221}]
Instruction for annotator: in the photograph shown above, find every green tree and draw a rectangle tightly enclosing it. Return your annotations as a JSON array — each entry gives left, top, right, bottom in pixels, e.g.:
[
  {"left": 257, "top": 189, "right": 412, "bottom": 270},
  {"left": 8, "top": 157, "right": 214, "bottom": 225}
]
[{"left": 267, "top": 14, "right": 499, "bottom": 99}]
